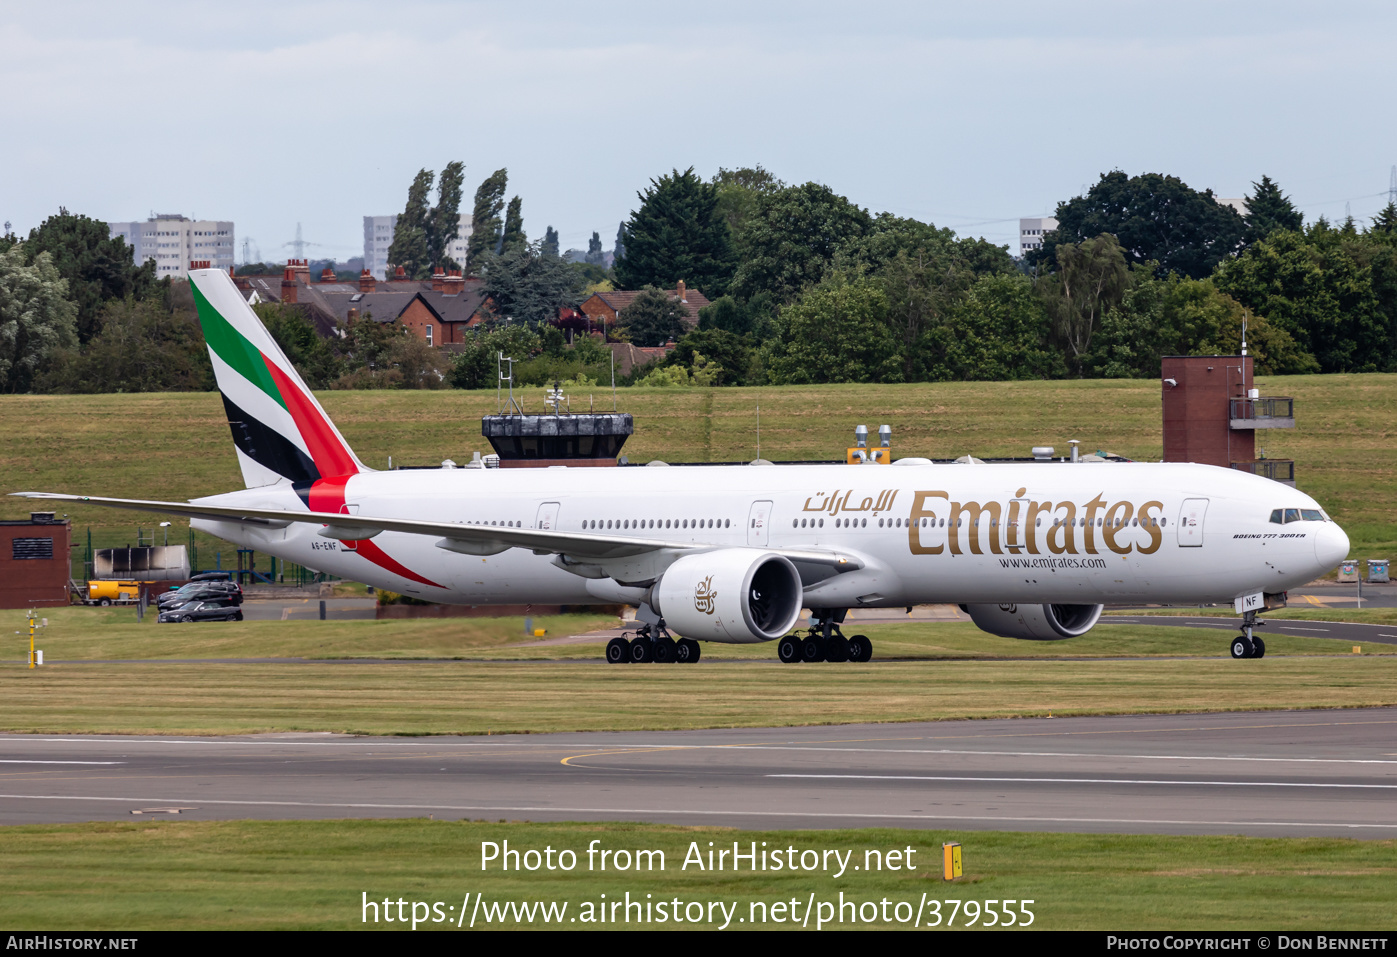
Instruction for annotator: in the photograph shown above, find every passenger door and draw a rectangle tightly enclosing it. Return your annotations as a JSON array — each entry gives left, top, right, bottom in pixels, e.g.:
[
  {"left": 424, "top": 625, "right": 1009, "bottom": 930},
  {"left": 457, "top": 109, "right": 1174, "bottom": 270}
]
[
  {"left": 1178, "top": 498, "right": 1208, "bottom": 547},
  {"left": 536, "top": 502, "right": 560, "bottom": 531},
  {"left": 748, "top": 501, "right": 773, "bottom": 547}
]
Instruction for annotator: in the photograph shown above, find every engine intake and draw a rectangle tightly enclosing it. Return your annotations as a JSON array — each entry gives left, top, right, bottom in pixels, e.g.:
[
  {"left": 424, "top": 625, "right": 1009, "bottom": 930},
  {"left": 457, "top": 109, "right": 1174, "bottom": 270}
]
[
  {"left": 653, "top": 549, "right": 803, "bottom": 643},
  {"left": 963, "top": 603, "right": 1103, "bottom": 641}
]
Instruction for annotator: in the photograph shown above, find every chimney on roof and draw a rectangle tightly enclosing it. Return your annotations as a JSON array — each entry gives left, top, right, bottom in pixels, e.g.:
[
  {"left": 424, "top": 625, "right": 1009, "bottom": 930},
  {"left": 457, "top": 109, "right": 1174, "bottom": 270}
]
[
  {"left": 441, "top": 269, "right": 465, "bottom": 295},
  {"left": 228, "top": 266, "right": 235, "bottom": 279},
  {"left": 358, "top": 269, "right": 377, "bottom": 293},
  {"left": 189, "top": 260, "right": 211, "bottom": 270},
  {"left": 347, "top": 307, "right": 360, "bottom": 322},
  {"left": 291, "top": 259, "right": 311, "bottom": 285},
  {"left": 676, "top": 279, "right": 687, "bottom": 302},
  {"left": 320, "top": 266, "right": 336, "bottom": 283},
  {"left": 281, "top": 266, "right": 299, "bottom": 304},
  {"left": 431, "top": 266, "right": 447, "bottom": 292},
  {"left": 393, "top": 266, "right": 407, "bottom": 281}
]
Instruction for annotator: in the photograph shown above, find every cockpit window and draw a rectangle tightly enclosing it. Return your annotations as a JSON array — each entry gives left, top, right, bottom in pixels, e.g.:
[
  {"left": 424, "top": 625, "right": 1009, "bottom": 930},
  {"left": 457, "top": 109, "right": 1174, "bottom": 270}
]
[{"left": 1273, "top": 507, "right": 1329, "bottom": 524}]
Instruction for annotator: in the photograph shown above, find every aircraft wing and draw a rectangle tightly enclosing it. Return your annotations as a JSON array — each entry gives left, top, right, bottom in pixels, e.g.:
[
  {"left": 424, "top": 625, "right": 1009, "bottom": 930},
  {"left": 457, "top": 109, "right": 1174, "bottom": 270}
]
[{"left": 12, "top": 492, "right": 864, "bottom": 570}]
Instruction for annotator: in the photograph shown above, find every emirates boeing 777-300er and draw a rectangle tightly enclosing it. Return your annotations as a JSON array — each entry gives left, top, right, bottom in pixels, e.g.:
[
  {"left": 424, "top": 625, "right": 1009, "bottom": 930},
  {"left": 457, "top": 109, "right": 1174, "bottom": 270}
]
[{"left": 16, "top": 268, "right": 1350, "bottom": 663}]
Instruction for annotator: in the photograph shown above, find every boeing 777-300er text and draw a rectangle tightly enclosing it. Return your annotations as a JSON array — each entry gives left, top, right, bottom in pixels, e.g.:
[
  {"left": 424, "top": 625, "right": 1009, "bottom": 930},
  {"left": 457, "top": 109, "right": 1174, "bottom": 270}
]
[{"left": 15, "top": 269, "right": 1350, "bottom": 663}]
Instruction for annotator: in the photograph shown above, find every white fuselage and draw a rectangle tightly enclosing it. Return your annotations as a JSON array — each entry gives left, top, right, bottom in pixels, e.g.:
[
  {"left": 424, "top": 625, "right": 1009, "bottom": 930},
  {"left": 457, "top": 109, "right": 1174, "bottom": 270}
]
[{"left": 191, "top": 460, "right": 1348, "bottom": 622}]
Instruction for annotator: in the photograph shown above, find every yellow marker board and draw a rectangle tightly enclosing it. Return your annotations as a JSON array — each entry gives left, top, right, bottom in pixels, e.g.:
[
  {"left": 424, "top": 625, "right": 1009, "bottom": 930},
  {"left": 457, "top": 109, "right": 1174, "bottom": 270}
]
[{"left": 943, "top": 842, "right": 962, "bottom": 881}]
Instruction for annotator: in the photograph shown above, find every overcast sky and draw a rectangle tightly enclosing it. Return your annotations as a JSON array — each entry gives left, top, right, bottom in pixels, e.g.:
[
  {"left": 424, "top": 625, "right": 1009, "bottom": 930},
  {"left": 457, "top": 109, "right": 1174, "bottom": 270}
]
[{"left": 4, "top": 1, "right": 1395, "bottom": 262}]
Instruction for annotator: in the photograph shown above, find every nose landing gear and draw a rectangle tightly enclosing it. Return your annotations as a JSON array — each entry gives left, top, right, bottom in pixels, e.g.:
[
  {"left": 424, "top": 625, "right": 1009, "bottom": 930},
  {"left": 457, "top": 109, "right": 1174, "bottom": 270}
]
[{"left": 1231, "top": 611, "right": 1267, "bottom": 659}]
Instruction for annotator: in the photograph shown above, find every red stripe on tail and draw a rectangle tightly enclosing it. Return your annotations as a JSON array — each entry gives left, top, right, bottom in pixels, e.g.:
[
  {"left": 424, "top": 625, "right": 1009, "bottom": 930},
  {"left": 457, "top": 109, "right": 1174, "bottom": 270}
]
[{"left": 261, "top": 353, "right": 358, "bottom": 478}]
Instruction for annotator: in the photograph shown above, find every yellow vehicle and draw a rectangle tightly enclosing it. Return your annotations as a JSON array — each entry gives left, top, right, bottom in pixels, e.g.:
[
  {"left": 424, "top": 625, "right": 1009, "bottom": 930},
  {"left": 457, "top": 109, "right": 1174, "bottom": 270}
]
[{"left": 86, "top": 580, "right": 151, "bottom": 606}]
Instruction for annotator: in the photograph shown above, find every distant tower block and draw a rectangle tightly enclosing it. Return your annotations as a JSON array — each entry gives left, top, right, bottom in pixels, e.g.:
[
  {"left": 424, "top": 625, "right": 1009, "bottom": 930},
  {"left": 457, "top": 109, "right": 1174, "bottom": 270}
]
[{"left": 1161, "top": 355, "right": 1296, "bottom": 486}]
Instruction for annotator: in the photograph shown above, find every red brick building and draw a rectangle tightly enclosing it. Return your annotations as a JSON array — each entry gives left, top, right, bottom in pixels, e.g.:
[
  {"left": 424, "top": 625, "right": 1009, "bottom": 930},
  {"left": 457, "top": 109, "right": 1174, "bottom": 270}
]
[
  {"left": 1161, "top": 355, "right": 1296, "bottom": 485},
  {"left": 578, "top": 281, "right": 710, "bottom": 336},
  {"left": 0, "top": 513, "right": 72, "bottom": 608}
]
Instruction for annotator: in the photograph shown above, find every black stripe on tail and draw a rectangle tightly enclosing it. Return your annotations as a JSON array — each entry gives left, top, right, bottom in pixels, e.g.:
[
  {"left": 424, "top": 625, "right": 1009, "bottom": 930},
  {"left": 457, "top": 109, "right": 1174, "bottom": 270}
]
[{"left": 221, "top": 393, "right": 320, "bottom": 485}]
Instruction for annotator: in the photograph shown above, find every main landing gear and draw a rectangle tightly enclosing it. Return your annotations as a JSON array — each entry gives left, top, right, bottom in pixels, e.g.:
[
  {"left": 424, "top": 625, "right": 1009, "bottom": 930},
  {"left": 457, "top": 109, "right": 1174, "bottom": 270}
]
[
  {"left": 606, "top": 621, "right": 700, "bottom": 665},
  {"left": 1230, "top": 610, "right": 1267, "bottom": 659},
  {"left": 778, "top": 611, "right": 872, "bottom": 664}
]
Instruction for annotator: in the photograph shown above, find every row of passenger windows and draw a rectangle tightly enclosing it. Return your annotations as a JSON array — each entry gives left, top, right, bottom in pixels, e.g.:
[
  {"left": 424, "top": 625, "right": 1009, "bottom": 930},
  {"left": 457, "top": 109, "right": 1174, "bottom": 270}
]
[
  {"left": 792, "top": 516, "right": 1166, "bottom": 529},
  {"left": 585, "top": 519, "right": 731, "bottom": 530},
  {"left": 1270, "top": 508, "right": 1327, "bottom": 524}
]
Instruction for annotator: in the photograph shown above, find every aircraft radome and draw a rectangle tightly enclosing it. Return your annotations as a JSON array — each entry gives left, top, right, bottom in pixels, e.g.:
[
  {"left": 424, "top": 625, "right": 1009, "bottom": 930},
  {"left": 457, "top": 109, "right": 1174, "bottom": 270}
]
[{"left": 15, "top": 269, "right": 1350, "bottom": 664}]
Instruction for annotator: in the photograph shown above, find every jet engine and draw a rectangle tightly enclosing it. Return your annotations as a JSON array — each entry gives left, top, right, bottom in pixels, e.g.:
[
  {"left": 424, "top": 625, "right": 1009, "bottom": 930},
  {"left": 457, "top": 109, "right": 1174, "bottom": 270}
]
[
  {"left": 653, "top": 549, "right": 803, "bottom": 643},
  {"left": 963, "top": 603, "right": 1103, "bottom": 640}
]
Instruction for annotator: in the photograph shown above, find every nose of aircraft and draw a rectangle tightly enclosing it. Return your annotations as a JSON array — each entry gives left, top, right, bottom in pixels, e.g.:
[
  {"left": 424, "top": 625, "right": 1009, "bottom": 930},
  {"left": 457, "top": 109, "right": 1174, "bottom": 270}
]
[{"left": 1314, "top": 522, "right": 1350, "bottom": 572}]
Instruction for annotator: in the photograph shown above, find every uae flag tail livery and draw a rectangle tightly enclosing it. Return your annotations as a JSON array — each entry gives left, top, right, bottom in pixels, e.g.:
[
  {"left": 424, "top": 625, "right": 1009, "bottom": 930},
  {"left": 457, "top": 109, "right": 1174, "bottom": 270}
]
[{"left": 190, "top": 269, "right": 365, "bottom": 493}]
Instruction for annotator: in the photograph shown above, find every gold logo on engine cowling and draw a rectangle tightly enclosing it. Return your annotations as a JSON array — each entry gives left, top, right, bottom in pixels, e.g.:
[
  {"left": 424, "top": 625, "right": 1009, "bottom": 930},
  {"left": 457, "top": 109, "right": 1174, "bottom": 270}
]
[{"left": 694, "top": 576, "right": 717, "bottom": 615}]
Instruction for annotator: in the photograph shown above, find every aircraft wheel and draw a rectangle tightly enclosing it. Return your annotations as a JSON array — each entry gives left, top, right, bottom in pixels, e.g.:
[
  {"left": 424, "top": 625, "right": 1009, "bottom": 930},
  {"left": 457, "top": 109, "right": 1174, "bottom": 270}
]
[
  {"left": 676, "top": 638, "right": 701, "bottom": 663},
  {"left": 1252, "top": 637, "right": 1265, "bottom": 659},
  {"left": 1230, "top": 636, "right": 1253, "bottom": 659},
  {"left": 606, "top": 637, "right": 629, "bottom": 664},
  {"left": 848, "top": 634, "right": 873, "bottom": 663},
  {"left": 777, "top": 635, "right": 801, "bottom": 663},
  {"left": 825, "top": 637, "right": 850, "bottom": 663},
  {"left": 653, "top": 636, "right": 676, "bottom": 663},
  {"left": 629, "top": 638, "right": 654, "bottom": 663},
  {"left": 800, "top": 636, "right": 824, "bottom": 663}
]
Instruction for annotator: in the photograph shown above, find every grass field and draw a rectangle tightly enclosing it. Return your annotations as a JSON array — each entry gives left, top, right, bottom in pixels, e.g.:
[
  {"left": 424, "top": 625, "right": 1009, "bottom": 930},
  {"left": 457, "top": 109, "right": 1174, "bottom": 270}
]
[
  {"left": 2, "top": 819, "right": 1393, "bottom": 930},
  {"left": 1, "top": 606, "right": 1382, "bottom": 662},
  {"left": 2, "top": 373, "right": 1394, "bottom": 560},
  {"left": 2, "top": 654, "right": 1393, "bottom": 735}
]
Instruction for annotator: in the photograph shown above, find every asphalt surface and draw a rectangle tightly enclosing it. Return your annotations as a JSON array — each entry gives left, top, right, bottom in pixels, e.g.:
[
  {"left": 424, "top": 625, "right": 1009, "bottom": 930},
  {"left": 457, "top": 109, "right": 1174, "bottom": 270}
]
[
  {"left": 3, "top": 709, "right": 1396, "bottom": 837},
  {"left": 1101, "top": 615, "right": 1397, "bottom": 647}
]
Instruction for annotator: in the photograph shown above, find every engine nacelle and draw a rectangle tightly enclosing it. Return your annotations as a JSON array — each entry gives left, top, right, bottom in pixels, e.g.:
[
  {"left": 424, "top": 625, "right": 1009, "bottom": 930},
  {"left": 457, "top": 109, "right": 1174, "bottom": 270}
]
[
  {"left": 653, "top": 549, "right": 803, "bottom": 643},
  {"left": 963, "top": 603, "right": 1103, "bottom": 641}
]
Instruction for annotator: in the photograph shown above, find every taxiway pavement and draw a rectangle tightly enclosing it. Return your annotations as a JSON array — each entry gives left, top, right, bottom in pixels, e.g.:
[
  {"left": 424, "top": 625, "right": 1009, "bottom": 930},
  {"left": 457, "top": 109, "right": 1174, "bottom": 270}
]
[{"left": 2, "top": 709, "right": 1394, "bottom": 838}]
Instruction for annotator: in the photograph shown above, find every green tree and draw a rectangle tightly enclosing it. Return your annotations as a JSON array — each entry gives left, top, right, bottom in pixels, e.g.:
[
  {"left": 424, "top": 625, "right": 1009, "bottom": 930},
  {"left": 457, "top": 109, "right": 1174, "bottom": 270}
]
[
  {"left": 478, "top": 242, "right": 586, "bottom": 327},
  {"left": 767, "top": 277, "right": 900, "bottom": 384},
  {"left": 0, "top": 246, "right": 79, "bottom": 393},
  {"left": 1244, "top": 175, "right": 1304, "bottom": 246},
  {"left": 1214, "top": 228, "right": 1387, "bottom": 372},
  {"left": 386, "top": 169, "right": 434, "bottom": 279},
  {"left": 426, "top": 161, "right": 465, "bottom": 271},
  {"left": 615, "top": 168, "right": 736, "bottom": 297},
  {"left": 24, "top": 209, "right": 156, "bottom": 343},
  {"left": 586, "top": 232, "right": 605, "bottom": 266},
  {"left": 731, "top": 183, "right": 873, "bottom": 305},
  {"left": 501, "top": 197, "right": 526, "bottom": 253},
  {"left": 615, "top": 286, "right": 688, "bottom": 346},
  {"left": 1037, "top": 234, "right": 1130, "bottom": 374},
  {"left": 614, "top": 222, "right": 626, "bottom": 263},
  {"left": 1371, "top": 202, "right": 1397, "bottom": 236},
  {"left": 447, "top": 326, "right": 543, "bottom": 389},
  {"left": 541, "top": 226, "right": 560, "bottom": 258},
  {"left": 1087, "top": 275, "right": 1316, "bottom": 379},
  {"left": 1032, "top": 171, "right": 1246, "bottom": 279},
  {"left": 661, "top": 328, "right": 752, "bottom": 386},
  {"left": 712, "top": 165, "right": 785, "bottom": 240},
  {"left": 40, "top": 294, "right": 213, "bottom": 393},
  {"left": 466, "top": 169, "right": 508, "bottom": 276},
  {"left": 921, "top": 274, "right": 1064, "bottom": 382}
]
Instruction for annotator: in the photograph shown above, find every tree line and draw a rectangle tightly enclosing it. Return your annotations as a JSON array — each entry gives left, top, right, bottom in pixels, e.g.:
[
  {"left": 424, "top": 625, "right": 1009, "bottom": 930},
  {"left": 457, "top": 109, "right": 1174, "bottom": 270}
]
[{"left": 5, "top": 168, "right": 1394, "bottom": 396}]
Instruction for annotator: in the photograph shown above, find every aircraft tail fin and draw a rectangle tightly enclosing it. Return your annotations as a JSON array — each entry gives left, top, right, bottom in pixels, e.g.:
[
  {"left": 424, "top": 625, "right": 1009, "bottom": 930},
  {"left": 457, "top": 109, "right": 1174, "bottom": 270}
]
[{"left": 187, "top": 268, "right": 366, "bottom": 489}]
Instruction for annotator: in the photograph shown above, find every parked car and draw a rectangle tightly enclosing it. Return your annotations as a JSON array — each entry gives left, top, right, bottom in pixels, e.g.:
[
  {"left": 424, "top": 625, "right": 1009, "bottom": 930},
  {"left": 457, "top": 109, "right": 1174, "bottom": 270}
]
[
  {"left": 156, "top": 582, "right": 243, "bottom": 610},
  {"left": 157, "top": 599, "right": 244, "bottom": 623}
]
